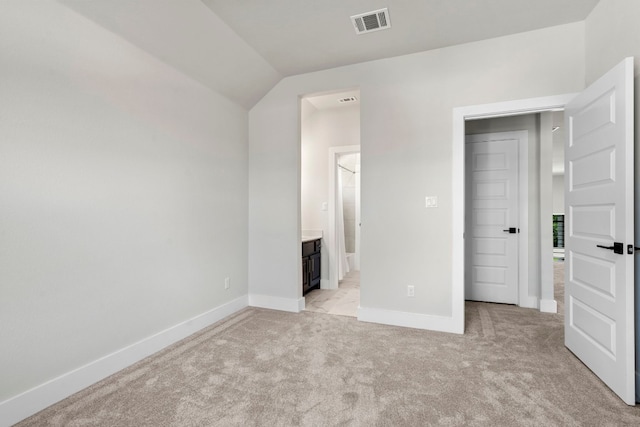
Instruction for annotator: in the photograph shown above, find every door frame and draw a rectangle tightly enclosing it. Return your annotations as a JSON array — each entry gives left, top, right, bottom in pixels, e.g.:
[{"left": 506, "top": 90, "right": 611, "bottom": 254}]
[
  {"left": 452, "top": 93, "right": 577, "bottom": 332},
  {"left": 328, "top": 145, "right": 360, "bottom": 290},
  {"left": 465, "top": 130, "right": 529, "bottom": 306}
]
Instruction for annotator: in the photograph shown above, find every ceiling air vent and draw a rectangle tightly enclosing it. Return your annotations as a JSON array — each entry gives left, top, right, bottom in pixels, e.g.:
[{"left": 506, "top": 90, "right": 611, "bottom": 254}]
[
  {"left": 338, "top": 96, "right": 358, "bottom": 103},
  {"left": 351, "top": 8, "right": 391, "bottom": 35}
]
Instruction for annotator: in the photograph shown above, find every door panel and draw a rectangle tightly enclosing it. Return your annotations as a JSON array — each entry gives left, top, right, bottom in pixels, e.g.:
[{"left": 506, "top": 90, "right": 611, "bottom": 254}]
[
  {"left": 465, "top": 134, "right": 520, "bottom": 304},
  {"left": 564, "top": 57, "right": 635, "bottom": 405},
  {"left": 570, "top": 205, "right": 615, "bottom": 240}
]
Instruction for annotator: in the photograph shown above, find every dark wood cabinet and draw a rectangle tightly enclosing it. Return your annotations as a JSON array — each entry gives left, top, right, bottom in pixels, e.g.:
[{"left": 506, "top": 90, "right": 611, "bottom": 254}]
[{"left": 302, "top": 238, "right": 321, "bottom": 295}]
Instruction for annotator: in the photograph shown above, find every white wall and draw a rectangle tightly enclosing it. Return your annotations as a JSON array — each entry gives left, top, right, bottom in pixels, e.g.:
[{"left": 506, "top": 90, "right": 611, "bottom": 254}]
[
  {"left": 553, "top": 175, "right": 565, "bottom": 213},
  {"left": 585, "top": 0, "right": 640, "bottom": 86},
  {"left": 0, "top": 0, "right": 248, "bottom": 408},
  {"left": 249, "top": 22, "right": 585, "bottom": 324},
  {"left": 584, "top": 0, "right": 640, "bottom": 402}
]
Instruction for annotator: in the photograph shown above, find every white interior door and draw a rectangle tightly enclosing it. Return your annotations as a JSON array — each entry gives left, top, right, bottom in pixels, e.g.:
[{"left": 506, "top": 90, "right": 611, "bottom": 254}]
[
  {"left": 564, "top": 57, "right": 635, "bottom": 405},
  {"left": 465, "top": 133, "right": 520, "bottom": 304}
]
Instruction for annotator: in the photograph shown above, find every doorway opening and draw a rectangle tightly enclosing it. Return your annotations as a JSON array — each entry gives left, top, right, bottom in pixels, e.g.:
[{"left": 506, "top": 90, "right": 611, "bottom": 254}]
[
  {"left": 463, "top": 112, "right": 564, "bottom": 310},
  {"left": 300, "top": 89, "right": 361, "bottom": 317},
  {"left": 465, "top": 109, "right": 564, "bottom": 312},
  {"left": 549, "top": 111, "right": 566, "bottom": 259},
  {"left": 451, "top": 93, "right": 575, "bottom": 334},
  {"left": 336, "top": 152, "right": 361, "bottom": 274}
]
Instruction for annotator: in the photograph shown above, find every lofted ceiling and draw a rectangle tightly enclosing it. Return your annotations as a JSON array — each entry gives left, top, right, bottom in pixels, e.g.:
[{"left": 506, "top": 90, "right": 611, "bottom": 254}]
[
  {"left": 58, "top": 0, "right": 281, "bottom": 109},
  {"left": 201, "top": 0, "right": 600, "bottom": 76},
  {"left": 58, "top": 0, "right": 600, "bottom": 108}
]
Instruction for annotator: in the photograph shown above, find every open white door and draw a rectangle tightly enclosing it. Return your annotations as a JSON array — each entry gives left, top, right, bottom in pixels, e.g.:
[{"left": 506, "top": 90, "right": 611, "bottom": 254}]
[{"left": 564, "top": 57, "right": 635, "bottom": 405}]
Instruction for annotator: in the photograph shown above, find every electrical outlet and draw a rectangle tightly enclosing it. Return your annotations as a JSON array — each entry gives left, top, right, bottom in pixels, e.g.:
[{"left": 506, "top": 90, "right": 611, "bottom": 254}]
[
  {"left": 224, "top": 277, "right": 230, "bottom": 290},
  {"left": 425, "top": 196, "right": 438, "bottom": 208},
  {"left": 407, "top": 285, "right": 415, "bottom": 297}
]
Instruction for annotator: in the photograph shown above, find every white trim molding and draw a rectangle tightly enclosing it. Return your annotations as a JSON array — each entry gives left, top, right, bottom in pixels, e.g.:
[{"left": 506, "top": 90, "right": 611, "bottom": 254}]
[
  {"left": 540, "top": 298, "right": 558, "bottom": 313},
  {"left": 0, "top": 295, "right": 249, "bottom": 427},
  {"left": 248, "top": 294, "right": 304, "bottom": 313},
  {"left": 358, "top": 306, "right": 463, "bottom": 334},
  {"left": 452, "top": 93, "right": 577, "bottom": 331},
  {"left": 519, "top": 295, "right": 540, "bottom": 310}
]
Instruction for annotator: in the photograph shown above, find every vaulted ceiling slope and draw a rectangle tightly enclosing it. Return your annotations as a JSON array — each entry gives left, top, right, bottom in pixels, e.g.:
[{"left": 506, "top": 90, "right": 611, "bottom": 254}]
[
  {"left": 202, "top": 0, "right": 600, "bottom": 77},
  {"left": 59, "top": 0, "right": 600, "bottom": 109},
  {"left": 58, "top": 0, "right": 281, "bottom": 109}
]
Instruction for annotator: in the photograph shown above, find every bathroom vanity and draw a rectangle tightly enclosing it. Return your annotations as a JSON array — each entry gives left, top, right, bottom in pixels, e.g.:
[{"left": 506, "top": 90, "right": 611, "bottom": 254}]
[{"left": 301, "top": 237, "right": 321, "bottom": 295}]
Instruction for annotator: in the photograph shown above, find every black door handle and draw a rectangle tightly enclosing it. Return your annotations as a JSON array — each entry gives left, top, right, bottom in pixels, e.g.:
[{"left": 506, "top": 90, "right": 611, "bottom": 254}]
[
  {"left": 597, "top": 242, "right": 624, "bottom": 254},
  {"left": 503, "top": 227, "right": 517, "bottom": 234}
]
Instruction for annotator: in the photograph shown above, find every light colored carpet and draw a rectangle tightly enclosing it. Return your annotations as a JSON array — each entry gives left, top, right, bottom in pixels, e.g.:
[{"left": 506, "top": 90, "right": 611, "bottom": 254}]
[
  {"left": 304, "top": 270, "right": 359, "bottom": 317},
  {"left": 16, "top": 263, "right": 640, "bottom": 426}
]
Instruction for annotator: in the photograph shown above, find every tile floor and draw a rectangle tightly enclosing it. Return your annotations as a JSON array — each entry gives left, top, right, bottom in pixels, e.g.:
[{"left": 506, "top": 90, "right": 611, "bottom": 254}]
[{"left": 304, "top": 270, "right": 359, "bottom": 317}]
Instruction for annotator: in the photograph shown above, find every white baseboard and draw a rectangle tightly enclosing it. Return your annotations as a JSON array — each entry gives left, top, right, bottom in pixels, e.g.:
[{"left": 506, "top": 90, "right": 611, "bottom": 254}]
[
  {"left": 0, "top": 295, "right": 249, "bottom": 427},
  {"left": 539, "top": 299, "right": 558, "bottom": 313},
  {"left": 248, "top": 294, "right": 304, "bottom": 313},
  {"left": 519, "top": 296, "right": 539, "bottom": 310},
  {"left": 357, "top": 306, "right": 463, "bottom": 334}
]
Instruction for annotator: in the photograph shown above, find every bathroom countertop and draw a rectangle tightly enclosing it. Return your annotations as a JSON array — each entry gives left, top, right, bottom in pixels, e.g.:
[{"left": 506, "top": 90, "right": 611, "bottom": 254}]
[{"left": 301, "top": 234, "right": 322, "bottom": 243}]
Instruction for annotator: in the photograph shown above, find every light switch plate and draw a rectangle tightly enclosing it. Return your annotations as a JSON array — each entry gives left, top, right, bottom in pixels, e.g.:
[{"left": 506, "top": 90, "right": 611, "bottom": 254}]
[{"left": 425, "top": 196, "right": 438, "bottom": 208}]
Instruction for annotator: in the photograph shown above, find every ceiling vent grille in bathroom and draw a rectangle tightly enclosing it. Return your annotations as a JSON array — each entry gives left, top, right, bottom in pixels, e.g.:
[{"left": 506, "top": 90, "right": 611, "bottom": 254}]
[
  {"left": 338, "top": 96, "right": 358, "bottom": 103},
  {"left": 351, "top": 8, "right": 391, "bottom": 35}
]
